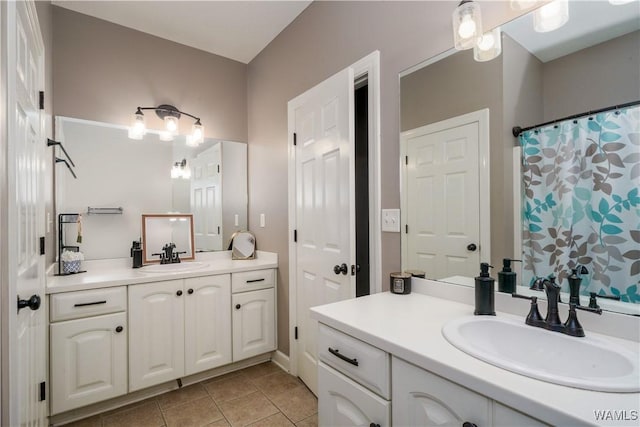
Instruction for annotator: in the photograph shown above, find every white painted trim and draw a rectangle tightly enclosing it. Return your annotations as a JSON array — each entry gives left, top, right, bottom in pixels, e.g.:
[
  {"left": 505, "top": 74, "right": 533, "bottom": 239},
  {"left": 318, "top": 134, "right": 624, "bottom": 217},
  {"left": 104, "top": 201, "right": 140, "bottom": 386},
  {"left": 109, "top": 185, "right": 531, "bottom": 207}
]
[
  {"left": 0, "top": 2, "right": 7, "bottom": 424},
  {"left": 287, "top": 51, "right": 381, "bottom": 377},
  {"left": 271, "top": 350, "right": 290, "bottom": 372},
  {"left": 400, "top": 109, "right": 491, "bottom": 269},
  {"left": 399, "top": 48, "right": 456, "bottom": 78},
  {"left": 513, "top": 146, "right": 522, "bottom": 261}
]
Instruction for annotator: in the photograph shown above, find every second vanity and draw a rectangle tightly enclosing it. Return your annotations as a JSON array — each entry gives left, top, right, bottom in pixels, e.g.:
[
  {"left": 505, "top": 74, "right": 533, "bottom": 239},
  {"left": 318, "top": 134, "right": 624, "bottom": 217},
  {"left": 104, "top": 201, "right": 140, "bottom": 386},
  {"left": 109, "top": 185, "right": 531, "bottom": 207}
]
[
  {"left": 46, "top": 250, "right": 277, "bottom": 420},
  {"left": 310, "top": 278, "right": 640, "bottom": 427}
]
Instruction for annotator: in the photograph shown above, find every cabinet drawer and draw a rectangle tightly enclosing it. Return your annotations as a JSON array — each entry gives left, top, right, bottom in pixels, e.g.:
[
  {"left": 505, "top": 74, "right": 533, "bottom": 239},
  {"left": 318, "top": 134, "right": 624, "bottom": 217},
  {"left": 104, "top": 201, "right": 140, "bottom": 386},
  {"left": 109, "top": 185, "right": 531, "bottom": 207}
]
[
  {"left": 232, "top": 269, "right": 275, "bottom": 293},
  {"left": 318, "top": 362, "right": 390, "bottom": 427},
  {"left": 318, "top": 323, "right": 390, "bottom": 399},
  {"left": 50, "top": 287, "right": 127, "bottom": 322}
]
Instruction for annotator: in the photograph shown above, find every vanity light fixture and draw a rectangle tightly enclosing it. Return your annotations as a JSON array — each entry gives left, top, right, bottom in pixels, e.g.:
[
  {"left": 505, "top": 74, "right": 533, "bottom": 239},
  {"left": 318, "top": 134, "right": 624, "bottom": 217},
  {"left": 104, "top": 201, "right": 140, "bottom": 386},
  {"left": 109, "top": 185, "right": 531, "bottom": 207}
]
[
  {"left": 474, "top": 27, "right": 502, "bottom": 62},
  {"left": 129, "top": 104, "right": 205, "bottom": 144},
  {"left": 452, "top": 0, "right": 482, "bottom": 51},
  {"left": 533, "top": 0, "right": 569, "bottom": 33},
  {"left": 171, "top": 159, "right": 191, "bottom": 180}
]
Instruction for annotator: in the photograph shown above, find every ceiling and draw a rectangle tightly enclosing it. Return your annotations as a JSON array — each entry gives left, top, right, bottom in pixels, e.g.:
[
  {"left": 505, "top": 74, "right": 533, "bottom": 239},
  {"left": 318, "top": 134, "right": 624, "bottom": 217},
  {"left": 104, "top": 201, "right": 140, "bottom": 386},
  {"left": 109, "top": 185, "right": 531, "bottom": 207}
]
[
  {"left": 51, "top": 1, "right": 313, "bottom": 64},
  {"left": 503, "top": 0, "right": 640, "bottom": 63}
]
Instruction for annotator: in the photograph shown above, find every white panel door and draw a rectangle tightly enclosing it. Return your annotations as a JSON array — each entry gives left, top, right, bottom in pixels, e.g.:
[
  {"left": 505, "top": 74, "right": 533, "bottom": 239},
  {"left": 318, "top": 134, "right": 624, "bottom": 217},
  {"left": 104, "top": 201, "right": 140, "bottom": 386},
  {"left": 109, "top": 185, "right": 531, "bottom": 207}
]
[
  {"left": 129, "top": 280, "right": 185, "bottom": 391},
  {"left": 290, "top": 67, "right": 355, "bottom": 395},
  {"left": 6, "top": 1, "right": 47, "bottom": 424},
  {"left": 184, "top": 275, "right": 232, "bottom": 375},
  {"left": 232, "top": 288, "right": 275, "bottom": 361},
  {"left": 404, "top": 120, "right": 480, "bottom": 279},
  {"left": 191, "top": 143, "right": 222, "bottom": 251},
  {"left": 50, "top": 313, "right": 127, "bottom": 414},
  {"left": 318, "top": 363, "right": 390, "bottom": 427},
  {"left": 392, "top": 357, "right": 490, "bottom": 427}
]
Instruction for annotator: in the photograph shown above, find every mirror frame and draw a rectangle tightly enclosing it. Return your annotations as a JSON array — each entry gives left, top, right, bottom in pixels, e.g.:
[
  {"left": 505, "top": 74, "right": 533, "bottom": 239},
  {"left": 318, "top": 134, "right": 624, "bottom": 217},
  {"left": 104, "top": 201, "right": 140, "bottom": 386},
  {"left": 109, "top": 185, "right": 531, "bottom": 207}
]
[{"left": 142, "top": 213, "right": 195, "bottom": 264}]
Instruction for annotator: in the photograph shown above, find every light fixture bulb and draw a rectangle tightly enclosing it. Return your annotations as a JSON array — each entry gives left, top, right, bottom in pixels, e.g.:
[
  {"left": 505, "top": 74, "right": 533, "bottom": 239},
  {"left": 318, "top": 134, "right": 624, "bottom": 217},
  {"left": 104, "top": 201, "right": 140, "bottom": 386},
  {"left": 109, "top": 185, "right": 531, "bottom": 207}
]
[
  {"left": 171, "top": 164, "right": 181, "bottom": 179},
  {"left": 474, "top": 27, "right": 502, "bottom": 62},
  {"left": 191, "top": 121, "right": 204, "bottom": 145},
  {"left": 182, "top": 166, "right": 191, "bottom": 180},
  {"left": 164, "top": 115, "right": 179, "bottom": 135},
  {"left": 453, "top": 1, "right": 482, "bottom": 51},
  {"left": 128, "top": 111, "right": 146, "bottom": 140},
  {"left": 534, "top": 0, "right": 569, "bottom": 33}
]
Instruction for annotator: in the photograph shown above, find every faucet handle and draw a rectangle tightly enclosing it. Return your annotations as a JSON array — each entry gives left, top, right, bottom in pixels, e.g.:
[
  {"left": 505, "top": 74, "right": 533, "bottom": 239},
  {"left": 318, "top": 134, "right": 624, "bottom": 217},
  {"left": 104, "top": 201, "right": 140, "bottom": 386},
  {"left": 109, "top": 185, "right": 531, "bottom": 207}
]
[
  {"left": 512, "top": 293, "right": 545, "bottom": 327},
  {"left": 588, "top": 292, "right": 621, "bottom": 309},
  {"left": 564, "top": 303, "right": 602, "bottom": 337}
]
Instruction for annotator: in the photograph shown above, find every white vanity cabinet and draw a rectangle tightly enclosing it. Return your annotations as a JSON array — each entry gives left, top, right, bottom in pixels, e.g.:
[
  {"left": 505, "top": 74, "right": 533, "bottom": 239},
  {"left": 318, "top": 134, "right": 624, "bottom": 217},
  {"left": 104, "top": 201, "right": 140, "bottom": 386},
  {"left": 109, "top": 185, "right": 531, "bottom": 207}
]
[
  {"left": 129, "top": 275, "right": 232, "bottom": 391},
  {"left": 317, "top": 324, "right": 391, "bottom": 427},
  {"left": 50, "top": 287, "right": 128, "bottom": 415},
  {"left": 393, "top": 356, "right": 549, "bottom": 427},
  {"left": 231, "top": 269, "right": 276, "bottom": 361}
]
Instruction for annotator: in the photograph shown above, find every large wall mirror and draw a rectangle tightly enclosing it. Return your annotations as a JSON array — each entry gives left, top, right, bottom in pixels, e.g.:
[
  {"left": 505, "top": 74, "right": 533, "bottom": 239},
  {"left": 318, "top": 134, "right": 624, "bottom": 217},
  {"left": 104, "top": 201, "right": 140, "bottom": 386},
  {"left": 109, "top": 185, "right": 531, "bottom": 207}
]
[
  {"left": 55, "top": 117, "right": 248, "bottom": 260},
  {"left": 400, "top": 1, "right": 639, "bottom": 315}
]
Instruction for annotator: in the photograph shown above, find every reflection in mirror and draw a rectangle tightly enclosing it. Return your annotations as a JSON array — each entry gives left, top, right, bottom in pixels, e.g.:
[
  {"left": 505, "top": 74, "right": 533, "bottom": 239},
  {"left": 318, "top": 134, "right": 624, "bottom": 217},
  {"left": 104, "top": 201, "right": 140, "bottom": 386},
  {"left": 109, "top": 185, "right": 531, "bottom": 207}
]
[
  {"left": 55, "top": 117, "right": 247, "bottom": 260},
  {"left": 229, "top": 231, "right": 257, "bottom": 260},
  {"left": 142, "top": 214, "right": 195, "bottom": 264},
  {"left": 400, "top": 1, "right": 639, "bottom": 314}
]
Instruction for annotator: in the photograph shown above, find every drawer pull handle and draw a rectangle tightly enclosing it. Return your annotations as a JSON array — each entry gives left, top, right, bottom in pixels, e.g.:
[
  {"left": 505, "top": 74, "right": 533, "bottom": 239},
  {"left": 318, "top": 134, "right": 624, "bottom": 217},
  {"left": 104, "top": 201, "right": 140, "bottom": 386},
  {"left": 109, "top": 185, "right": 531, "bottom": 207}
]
[
  {"left": 115, "top": 326, "right": 124, "bottom": 333},
  {"left": 235, "top": 304, "right": 241, "bottom": 310},
  {"left": 246, "top": 278, "right": 265, "bottom": 283},
  {"left": 370, "top": 424, "right": 381, "bottom": 427},
  {"left": 328, "top": 347, "right": 358, "bottom": 366},
  {"left": 74, "top": 300, "right": 107, "bottom": 307}
]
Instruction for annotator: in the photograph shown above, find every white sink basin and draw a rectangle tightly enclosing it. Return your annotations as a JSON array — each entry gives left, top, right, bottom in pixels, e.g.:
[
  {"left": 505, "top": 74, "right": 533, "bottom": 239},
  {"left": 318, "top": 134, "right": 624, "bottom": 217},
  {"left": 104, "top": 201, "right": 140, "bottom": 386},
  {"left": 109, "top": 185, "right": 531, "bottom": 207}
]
[
  {"left": 442, "top": 316, "right": 640, "bottom": 392},
  {"left": 141, "top": 261, "right": 208, "bottom": 273}
]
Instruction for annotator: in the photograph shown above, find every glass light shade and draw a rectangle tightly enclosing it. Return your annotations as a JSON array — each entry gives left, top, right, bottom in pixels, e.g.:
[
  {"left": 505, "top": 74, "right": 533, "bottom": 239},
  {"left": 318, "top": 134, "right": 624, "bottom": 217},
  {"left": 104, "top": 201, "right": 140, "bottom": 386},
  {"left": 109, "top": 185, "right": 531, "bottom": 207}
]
[
  {"left": 191, "top": 122, "right": 204, "bottom": 145},
  {"left": 159, "top": 130, "right": 174, "bottom": 142},
  {"left": 164, "top": 115, "right": 179, "bottom": 135},
  {"left": 534, "top": 0, "right": 569, "bottom": 33},
  {"left": 181, "top": 166, "right": 191, "bottom": 180},
  {"left": 128, "top": 113, "right": 146, "bottom": 140},
  {"left": 453, "top": 1, "right": 482, "bottom": 50},
  {"left": 510, "top": 0, "right": 537, "bottom": 10},
  {"left": 474, "top": 27, "right": 502, "bottom": 62},
  {"left": 170, "top": 165, "right": 181, "bottom": 179}
]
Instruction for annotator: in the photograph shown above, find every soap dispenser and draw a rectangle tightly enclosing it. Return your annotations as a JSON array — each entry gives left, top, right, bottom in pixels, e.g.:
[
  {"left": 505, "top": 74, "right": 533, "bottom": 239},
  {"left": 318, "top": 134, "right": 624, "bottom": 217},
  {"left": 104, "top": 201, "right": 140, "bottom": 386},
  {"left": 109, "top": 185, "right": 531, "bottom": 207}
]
[
  {"left": 498, "top": 258, "right": 522, "bottom": 294},
  {"left": 474, "top": 262, "right": 496, "bottom": 316},
  {"left": 131, "top": 239, "right": 143, "bottom": 269}
]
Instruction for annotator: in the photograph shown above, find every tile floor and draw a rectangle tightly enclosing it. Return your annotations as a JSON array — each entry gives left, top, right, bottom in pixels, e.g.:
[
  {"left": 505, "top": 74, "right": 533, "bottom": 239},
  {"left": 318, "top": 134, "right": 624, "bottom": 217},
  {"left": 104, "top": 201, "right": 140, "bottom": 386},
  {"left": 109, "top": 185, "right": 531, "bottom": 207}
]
[{"left": 63, "top": 362, "right": 318, "bottom": 427}]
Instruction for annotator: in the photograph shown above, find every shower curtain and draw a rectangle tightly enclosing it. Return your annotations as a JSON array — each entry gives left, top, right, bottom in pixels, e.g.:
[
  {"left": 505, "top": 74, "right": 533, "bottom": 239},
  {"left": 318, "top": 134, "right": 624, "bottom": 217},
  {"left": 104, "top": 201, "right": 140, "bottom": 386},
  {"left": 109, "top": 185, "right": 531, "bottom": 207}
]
[{"left": 520, "top": 105, "right": 640, "bottom": 303}]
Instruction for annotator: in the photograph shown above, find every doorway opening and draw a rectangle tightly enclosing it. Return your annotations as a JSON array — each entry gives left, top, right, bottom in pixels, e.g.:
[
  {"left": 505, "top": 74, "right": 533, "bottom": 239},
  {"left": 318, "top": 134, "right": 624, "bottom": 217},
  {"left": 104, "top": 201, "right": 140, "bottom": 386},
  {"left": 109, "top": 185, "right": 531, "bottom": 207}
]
[{"left": 355, "top": 79, "right": 369, "bottom": 297}]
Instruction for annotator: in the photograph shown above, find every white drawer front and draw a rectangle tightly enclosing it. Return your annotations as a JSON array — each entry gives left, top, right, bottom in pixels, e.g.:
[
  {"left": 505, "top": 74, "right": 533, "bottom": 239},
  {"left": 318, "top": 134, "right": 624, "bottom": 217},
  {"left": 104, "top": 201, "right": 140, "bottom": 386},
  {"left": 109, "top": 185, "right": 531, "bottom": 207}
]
[
  {"left": 318, "top": 362, "right": 390, "bottom": 427},
  {"left": 50, "top": 287, "right": 127, "bottom": 322},
  {"left": 318, "top": 323, "right": 390, "bottom": 399},
  {"left": 232, "top": 269, "right": 275, "bottom": 293}
]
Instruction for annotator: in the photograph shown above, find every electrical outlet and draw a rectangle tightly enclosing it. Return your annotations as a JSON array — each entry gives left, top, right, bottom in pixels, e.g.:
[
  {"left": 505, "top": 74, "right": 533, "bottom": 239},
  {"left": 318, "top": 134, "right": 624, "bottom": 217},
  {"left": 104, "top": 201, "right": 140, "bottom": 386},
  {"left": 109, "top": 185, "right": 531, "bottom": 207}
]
[{"left": 382, "top": 209, "right": 401, "bottom": 232}]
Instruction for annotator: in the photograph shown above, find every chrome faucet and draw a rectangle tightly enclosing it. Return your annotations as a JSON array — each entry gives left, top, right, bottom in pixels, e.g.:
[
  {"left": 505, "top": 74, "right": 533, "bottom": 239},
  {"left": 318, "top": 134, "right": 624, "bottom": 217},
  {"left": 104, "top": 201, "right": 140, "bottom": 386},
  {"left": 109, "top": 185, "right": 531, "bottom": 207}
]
[{"left": 513, "top": 274, "right": 602, "bottom": 337}]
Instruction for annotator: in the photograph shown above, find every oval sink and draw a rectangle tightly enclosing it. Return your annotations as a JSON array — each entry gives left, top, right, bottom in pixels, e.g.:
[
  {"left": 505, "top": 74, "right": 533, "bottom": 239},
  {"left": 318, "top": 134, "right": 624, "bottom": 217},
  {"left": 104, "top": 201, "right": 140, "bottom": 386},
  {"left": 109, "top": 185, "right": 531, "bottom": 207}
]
[
  {"left": 442, "top": 316, "right": 640, "bottom": 392},
  {"left": 141, "top": 262, "right": 208, "bottom": 273}
]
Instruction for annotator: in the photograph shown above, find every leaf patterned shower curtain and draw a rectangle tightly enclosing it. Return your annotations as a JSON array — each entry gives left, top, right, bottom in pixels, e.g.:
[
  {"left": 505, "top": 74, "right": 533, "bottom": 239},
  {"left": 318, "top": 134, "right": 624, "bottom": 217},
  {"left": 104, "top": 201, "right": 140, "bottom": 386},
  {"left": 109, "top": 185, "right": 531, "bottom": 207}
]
[{"left": 520, "top": 105, "right": 640, "bottom": 304}]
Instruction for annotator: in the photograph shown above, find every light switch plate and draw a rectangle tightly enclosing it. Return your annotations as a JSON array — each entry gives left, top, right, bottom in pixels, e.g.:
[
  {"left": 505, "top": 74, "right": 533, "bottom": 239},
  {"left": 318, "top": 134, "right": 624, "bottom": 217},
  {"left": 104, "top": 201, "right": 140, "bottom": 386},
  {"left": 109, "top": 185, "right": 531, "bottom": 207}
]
[{"left": 382, "top": 209, "right": 401, "bottom": 232}]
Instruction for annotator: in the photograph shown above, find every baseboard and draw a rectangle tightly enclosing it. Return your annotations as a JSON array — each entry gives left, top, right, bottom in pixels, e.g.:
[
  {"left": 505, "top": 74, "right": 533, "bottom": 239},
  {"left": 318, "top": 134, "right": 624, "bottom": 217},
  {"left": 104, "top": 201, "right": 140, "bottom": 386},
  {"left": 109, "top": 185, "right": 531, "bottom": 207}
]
[{"left": 271, "top": 350, "right": 290, "bottom": 372}]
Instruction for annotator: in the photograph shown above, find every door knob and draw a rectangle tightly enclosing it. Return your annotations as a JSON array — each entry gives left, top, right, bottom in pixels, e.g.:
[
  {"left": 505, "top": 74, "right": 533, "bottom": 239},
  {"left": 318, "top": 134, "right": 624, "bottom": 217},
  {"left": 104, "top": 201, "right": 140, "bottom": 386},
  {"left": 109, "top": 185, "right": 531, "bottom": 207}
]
[
  {"left": 188, "top": 288, "right": 194, "bottom": 294},
  {"left": 235, "top": 304, "right": 241, "bottom": 310},
  {"left": 333, "top": 263, "right": 348, "bottom": 275},
  {"left": 466, "top": 243, "right": 477, "bottom": 252},
  {"left": 115, "top": 326, "right": 124, "bottom": 333},
  {"left": 17, "top": 294, "right": 41, "bottom": 312},
  {"left": 176, "top": 290, "right": 183, "bottom": 296}
]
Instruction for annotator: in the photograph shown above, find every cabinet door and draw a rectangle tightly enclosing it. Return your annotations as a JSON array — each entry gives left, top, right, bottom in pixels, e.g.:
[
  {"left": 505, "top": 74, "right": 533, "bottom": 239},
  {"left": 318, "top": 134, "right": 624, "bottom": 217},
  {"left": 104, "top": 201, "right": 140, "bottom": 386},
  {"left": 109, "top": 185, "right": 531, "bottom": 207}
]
[
  {"left": 392, "top": 356, "right": 491, "bottom": 427},
  {"left": 184, "top": 275, "right": 232, "bottom": 375},
  {"left": 129, "top": 280, "right": 185, "bottom": 391},
  {"left": 318, "top": 362, "right": 390, "bottom": 427},
  {"left": 494, "top": 402, "right": 550, "bottom": 427},
  {"left": 50, "top": 313, "right": 127, "bottom": 414},
  {"left": 232, "top": 288, "right": 275, "bottom": 361}
]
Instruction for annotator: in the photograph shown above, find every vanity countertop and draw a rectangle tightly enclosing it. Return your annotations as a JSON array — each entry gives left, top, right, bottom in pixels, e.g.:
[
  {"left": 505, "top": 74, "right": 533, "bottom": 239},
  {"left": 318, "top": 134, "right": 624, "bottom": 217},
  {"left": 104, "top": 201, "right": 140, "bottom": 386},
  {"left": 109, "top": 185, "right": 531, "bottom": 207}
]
[
  {"left": 310, "top": 288, "right": 640, "bottom": 427},
  {"left": 46, "top": 250, "right": 277, "bottom": 294}
]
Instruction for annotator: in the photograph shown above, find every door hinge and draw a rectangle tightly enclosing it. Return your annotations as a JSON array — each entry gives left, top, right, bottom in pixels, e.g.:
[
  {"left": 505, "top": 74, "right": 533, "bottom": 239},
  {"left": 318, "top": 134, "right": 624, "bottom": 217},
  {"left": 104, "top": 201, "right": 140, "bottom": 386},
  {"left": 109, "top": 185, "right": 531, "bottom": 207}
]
[
  {"left": 217, "top": 164, "right": 220, "bottom": 174},
  {"left": 39, "top": 236, "right": 45, "bottom": 255},
  {"left": 294, "top": 326, "right": 298, "bottom": 340},
  {"left": 351, "top": 264, "right": 360, "bottom": 276},
  {"left": 293, "top": 133, "right": 297, "bottom": 146},
  {"left": 405, "top": 224, "right": 409, "bottom": 234},
  {"left": 39, "top": 381, "right": 46, "bottom": 401},
  {"left": 405, "top": 155, "right": 408, "bottom": 165},
  {"left": 293, "top": 229, "right": 297, "bottom": 242},
  {"left": 39, "top": 91, "right": 44, "bottom": 110}
]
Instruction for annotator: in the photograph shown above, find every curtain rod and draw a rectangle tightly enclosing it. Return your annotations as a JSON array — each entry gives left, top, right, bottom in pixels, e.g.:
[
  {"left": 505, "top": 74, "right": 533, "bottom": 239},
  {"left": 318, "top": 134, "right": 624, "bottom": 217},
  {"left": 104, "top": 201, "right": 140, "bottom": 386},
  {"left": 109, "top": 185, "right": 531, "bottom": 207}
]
[{"left": 512, "top": 99, "right": 640, "bottom": 137}]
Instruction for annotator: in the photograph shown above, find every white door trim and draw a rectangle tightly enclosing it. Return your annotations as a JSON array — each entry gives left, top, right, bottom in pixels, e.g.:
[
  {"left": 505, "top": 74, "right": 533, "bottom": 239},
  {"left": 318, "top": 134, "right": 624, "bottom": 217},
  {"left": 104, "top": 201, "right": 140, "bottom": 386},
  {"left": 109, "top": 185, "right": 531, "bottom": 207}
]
[
  {"left": 400, "top": 108, "right": 491, "bottom": 269},
  {"left": 0, "top": 1, "right": 7, "bottom": 423},
  {"left": 287, "top": 51, "right": 380, "bottom": 377},
  {"left": 513, "top": 146, "right": 522, "bottom": 260}
]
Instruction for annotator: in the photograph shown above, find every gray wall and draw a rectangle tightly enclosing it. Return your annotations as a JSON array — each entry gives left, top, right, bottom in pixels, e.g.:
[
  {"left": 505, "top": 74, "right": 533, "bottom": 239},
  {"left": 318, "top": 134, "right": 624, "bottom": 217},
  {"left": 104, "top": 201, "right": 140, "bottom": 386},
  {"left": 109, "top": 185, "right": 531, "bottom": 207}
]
[
  {"left": 52, "top": 6, "right": 248, "bottom": 142},
  {"left": 246, "top": 1, "right": 524, "bottom": 356},
  {"left": 543, "top": 30, "right": 640, "bottom": 121}
]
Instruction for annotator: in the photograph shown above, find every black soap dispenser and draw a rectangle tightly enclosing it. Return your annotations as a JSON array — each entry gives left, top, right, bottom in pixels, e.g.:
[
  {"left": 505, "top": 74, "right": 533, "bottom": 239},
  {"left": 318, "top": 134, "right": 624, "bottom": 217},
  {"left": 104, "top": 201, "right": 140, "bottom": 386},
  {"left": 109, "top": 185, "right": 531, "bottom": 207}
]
[
  {"left": 474, "top": 262, "right": 496, "bottom": 316},
  {"left": 498, "top": 258, "right": 522, "bottom": 294},
  {"left": 131, "top": 239, "right": 143, "bottom": 269}
]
